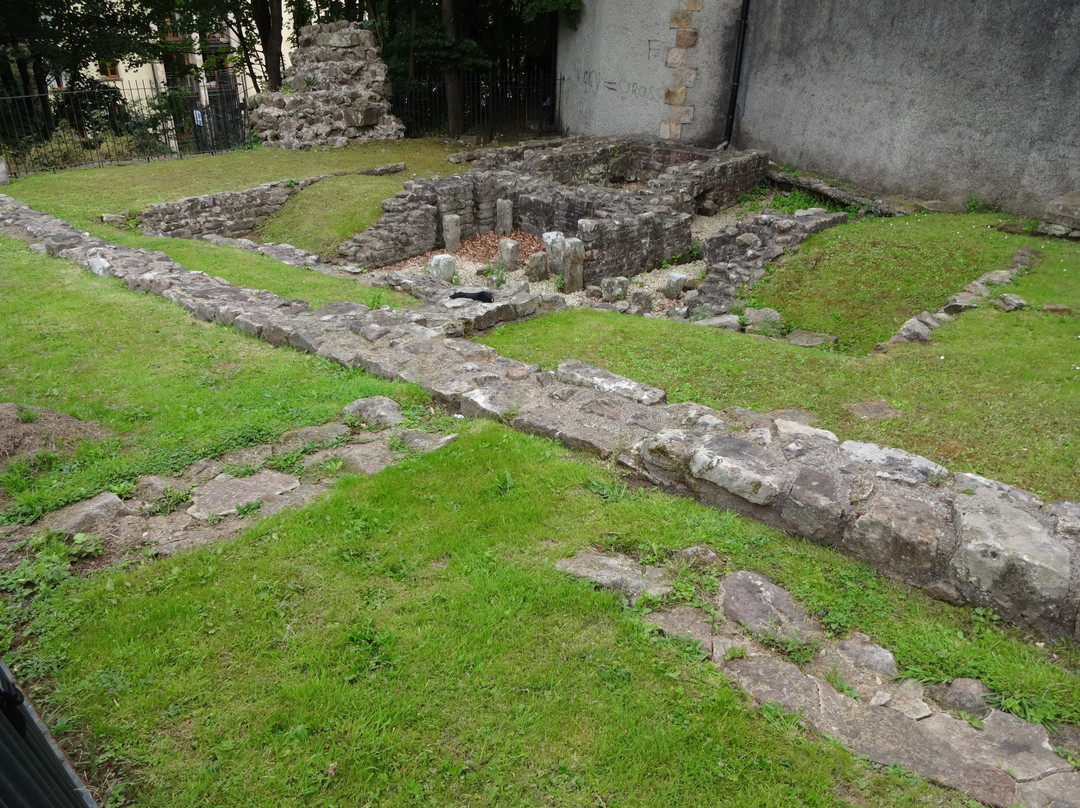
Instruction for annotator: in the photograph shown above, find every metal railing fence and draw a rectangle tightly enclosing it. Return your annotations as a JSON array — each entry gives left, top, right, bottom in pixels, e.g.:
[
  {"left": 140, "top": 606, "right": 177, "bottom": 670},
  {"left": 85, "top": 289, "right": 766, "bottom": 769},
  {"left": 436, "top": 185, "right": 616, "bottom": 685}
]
[
  {"left": 394, "top": 72, "right": 562, "bottom": 141},
  {"left": 0, "top": 76, "right": 251, "bottom": 177}
]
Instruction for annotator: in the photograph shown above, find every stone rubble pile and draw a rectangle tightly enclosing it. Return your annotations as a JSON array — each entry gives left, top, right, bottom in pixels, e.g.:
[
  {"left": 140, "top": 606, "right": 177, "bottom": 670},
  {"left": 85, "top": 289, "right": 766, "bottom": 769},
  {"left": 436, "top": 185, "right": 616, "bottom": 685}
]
[
  {"left": 3, "top": 398, "right": 455, "bottom": 559},
  {"left": 556, "top": 554, "right": 1079, "bottom": 808},
  {"left": 248, "top": 21, "right": 404, "bottom": 150},
  {"left": 339, "top": 138, "right": 767, "bottom": 282},
  {"left": 2, "top": 194, "right": 1077, "bottom": 647}
]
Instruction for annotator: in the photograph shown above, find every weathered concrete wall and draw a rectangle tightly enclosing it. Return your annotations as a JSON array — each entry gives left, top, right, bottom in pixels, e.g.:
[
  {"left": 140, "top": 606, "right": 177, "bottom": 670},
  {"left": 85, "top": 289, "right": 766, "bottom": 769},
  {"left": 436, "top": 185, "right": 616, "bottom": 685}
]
[
  {"left": 557, "top": 0, "right": 741, "bottom": 143},
  {"left": 733, "top": 1, "right": 1080, "bottom": 216}
]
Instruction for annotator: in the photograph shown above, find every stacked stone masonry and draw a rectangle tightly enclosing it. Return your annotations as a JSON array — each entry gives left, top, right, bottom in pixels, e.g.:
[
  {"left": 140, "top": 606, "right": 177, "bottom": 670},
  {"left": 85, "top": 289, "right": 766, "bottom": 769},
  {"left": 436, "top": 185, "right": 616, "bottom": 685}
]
[
  {"left": 2, "top": 194, "right": 1077, "bottom": 647},
  {"left": 662, "top": 0, "right": 705, "bottom": 139},
  {"left": 139, "top": 176, "right": 336, "bottom": 240},
  {"left": 339, "top": 138, "right": 768, "bottom": 283},
  {"left": 248, "top": 21, "right": 404, "bottom": 150}
]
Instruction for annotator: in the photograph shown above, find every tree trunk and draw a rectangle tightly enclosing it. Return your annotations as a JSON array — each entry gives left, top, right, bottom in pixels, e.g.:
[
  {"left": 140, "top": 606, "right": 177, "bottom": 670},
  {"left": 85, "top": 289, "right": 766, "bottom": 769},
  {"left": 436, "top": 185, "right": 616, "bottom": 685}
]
[
  {"left": 251, "top": 0, "right": 284, "bottom": 91},
  {"left": 15, "top": 55, "right": 32, "bottom": 97},
  {"left": 29, "top": 55, "right": 54, "bottom": 138},
  {"left": 228, "top": 17, "right": 261, "bottom": 94},
  {"left": 0, "top": 50, "right": 20, "bottom": 96},
  {"left": 441, "top": 0, "right": 464, "bottom": 138}
]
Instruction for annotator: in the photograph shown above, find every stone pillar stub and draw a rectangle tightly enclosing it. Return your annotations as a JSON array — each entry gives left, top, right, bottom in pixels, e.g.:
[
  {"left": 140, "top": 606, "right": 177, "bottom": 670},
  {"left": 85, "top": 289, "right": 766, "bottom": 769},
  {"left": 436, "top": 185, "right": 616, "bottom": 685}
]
[
  {"left": 564, "top": 238, "right": 585, "bottom": 293},
  {"left": 427, "top": 253, "right": 456, "bottom": 282},
  {"left": 498, "top": 238, "right": 520, "bottom": 269},
  {"left": 442, "top": 214, "right": 461, "bottom": 253},
  {"left": 496, "top": 198, "right": 513, "bottom": 234}
]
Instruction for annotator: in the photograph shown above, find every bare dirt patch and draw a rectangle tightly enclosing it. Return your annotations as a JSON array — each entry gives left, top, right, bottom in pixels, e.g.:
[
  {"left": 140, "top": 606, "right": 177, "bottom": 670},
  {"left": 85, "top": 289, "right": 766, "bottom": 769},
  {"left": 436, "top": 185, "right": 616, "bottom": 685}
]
[{"left": 0, "top": 403, "right": 108, "bottom": 468}]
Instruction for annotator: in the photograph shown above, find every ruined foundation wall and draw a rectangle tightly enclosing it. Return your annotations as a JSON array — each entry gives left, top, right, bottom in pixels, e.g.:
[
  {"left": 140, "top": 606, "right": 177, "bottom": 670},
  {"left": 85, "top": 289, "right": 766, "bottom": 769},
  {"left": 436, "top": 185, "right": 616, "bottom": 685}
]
[
  {"left": 340, "top": 140, "right": 766, "bottom": 278},
  {"left": 139, "top": 177, "right": 333, "bottom": 240},
  {"left": 3, "top": 193, "right": 1078, "bottom": 645}
]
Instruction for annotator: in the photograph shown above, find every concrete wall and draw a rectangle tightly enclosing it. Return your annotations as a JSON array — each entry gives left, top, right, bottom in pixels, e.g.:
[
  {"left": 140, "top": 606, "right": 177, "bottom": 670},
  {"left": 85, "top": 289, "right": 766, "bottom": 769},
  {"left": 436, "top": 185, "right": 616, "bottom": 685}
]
[
  {"left": 733, "top": 0, "right": 1080, "bottom": 216},
  {"left": 557, "top": 0, "right": 741, "bottom": 143}
]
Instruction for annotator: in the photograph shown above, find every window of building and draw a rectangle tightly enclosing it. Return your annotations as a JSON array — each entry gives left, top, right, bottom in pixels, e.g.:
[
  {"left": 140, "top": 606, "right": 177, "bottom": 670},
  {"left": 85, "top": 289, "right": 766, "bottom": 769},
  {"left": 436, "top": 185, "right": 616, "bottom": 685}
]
[{"left": 98, "top": 60, "right": 120, "bottom": 80}]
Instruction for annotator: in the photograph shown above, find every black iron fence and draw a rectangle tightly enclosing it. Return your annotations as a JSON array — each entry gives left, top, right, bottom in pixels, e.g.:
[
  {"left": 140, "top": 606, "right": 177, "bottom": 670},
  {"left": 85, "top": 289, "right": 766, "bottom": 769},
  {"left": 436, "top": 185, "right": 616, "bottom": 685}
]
[
  {"left": 394, "top": 72, "right": 562, "bottom": 140},
  {"left": 0, "top": 76, "right": 250, "bottom": 177},
  {"left": 0, "top": 71, "right": 559, "bottom": 176}
]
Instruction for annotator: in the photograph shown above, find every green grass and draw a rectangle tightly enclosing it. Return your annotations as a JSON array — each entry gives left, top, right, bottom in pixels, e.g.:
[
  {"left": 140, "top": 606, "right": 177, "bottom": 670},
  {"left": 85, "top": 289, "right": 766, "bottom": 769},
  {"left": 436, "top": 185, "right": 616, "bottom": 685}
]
[
  {"left": 4, "top": 169, "right": 1079, "bottom": 806},
  {"left": 8, "top": 138, "right": 460, "bottom": 226},
  {"left": 15, "top": 419, "right": 1080, "bottom": 807},
  {"left": 0, "top": 236, "right": 427, "bottom": 523},
  {"left": 746, "top": 213, "right": 1050, "bottom": 353},
  {"left": 482, "top": 220, "right": 1080, "bottom": 502},
  {"left": 5, "top": 138, "right": 465, "bottom": 308},
  {"left": 256, "top": 172, "right": 425, "bottom": 260}
]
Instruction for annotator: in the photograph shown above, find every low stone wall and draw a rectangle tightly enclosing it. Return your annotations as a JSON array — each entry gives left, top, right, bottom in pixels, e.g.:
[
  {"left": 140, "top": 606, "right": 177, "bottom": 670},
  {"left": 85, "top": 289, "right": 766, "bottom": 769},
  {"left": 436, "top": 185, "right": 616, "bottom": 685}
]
[
  {"left": 3, "top": 194, "right": 1076, "bottom": 646},
  {"left": 340, "top": 138, "right": 767, "bottom": 282},
  {"left": 248, "top": 21, "right": 404, "bottom": 149},
  {"left": 138, "top": 176, "right": 341, "bottom": 240}
]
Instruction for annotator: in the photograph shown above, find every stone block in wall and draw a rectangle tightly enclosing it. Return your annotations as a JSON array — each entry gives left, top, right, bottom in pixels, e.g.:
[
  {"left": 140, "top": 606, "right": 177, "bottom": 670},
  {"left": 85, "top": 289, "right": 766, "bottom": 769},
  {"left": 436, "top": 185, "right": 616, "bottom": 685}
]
[
  {"left": 676, "top": 28, "right": 699, "bottom": 49},
  {"left": 665, "top": 87, "right": 687, "bottom": 106},
  {"left": 683, "top": 0, "right": 703, "bottom": 10},
  {"left": 843, "top": 492, "right": 951, "bottom": 586},
  {"left": 670, "top": 10, "right": 693, "bottom": 28},
  {"left": 950, "top": 491, "right": 1070, "bottom": 623},
  {"left": 669, "top": 105, "right": 695, "bottom": 125}
]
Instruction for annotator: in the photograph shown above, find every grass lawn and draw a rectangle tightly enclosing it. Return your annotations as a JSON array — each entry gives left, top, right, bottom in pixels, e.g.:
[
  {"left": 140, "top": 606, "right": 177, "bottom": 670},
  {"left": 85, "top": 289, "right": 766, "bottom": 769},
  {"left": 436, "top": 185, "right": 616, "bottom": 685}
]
[
  {"left": 14, "top": 416, "right": 1080, "bottom": 807},
  {"left": 483, "top": 217, "right": 1080, "bottom": 502},
  {"left": 744, "top": 213, "right": 1064, "bottom": 354},
  {"left": 3, "top": 144, "right": 1079, "bottom": 806},
  {"left": 5, "top": 138, "right": 464, "bottom": 308},
  {"left": 0, "top": 236, "right": 426, "bottom": 523}
]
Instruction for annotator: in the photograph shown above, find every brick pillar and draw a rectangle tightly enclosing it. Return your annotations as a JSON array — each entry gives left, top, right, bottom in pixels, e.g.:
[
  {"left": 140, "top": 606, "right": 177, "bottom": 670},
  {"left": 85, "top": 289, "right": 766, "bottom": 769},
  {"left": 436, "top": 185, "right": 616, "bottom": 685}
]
[{"left": 662, "top": 0, "right": 702, "bottom": 140}]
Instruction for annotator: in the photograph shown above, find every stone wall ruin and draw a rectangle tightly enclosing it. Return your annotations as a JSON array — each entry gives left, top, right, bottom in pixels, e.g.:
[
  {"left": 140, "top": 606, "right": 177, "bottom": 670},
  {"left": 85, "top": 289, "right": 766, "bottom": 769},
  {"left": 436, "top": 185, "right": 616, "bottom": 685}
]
[
  {"left": 2, "top": 193, "right": 1078, "bottom": 647},
  {"left": 138, "top": 176, "right": 337, "bottom": 240},
  {"left": 249, "top": 21, "right": 404, "bottom": 150},
  {"left": 338, "top": 138, "right": 768, "bottom": 283}
]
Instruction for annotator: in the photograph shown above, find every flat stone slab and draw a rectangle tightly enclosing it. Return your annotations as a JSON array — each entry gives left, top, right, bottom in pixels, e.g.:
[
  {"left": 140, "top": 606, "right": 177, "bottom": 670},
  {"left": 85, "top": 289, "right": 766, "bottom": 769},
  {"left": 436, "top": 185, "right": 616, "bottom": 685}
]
[
  {"left": 555, "top": 548, "right": 673, "bottom": 604},
  {"left": 342, "top": 395, "right": 405, "bottom": 427},
  {"left": 718, "top": 570, "right": 821, "bottom": 642},
  {"left": 844, "top": 399, "right": 902, "bottom": 421},
  {"left": 787, "top": 329, "right": 838, "bottom": 347},
  {"left": 555, "top": 360, "right": 666, "bottom": 405},
  {"left": 307, "top": 441, "right": 396, "bottom": 475},
  {"left": 1017, "top": 771, "right": 1080, "bottom": 808},
  {"left": 919, "top": 710, "right": 1072, "bottom": 782},
  {"left": 276, "top": 422, "right": 350, "bottom": 453},
  {"left": 188, "top": 470, "right": 300, "bottom": 519},
  {"left": 399, "top": 429, "right": 457, "bottom": 453},
  {"left": 44, "top": 492, "right": 127, "bottom": 537}
]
